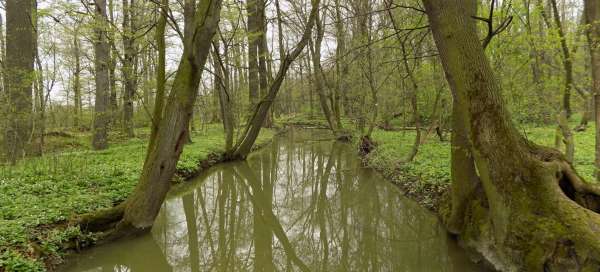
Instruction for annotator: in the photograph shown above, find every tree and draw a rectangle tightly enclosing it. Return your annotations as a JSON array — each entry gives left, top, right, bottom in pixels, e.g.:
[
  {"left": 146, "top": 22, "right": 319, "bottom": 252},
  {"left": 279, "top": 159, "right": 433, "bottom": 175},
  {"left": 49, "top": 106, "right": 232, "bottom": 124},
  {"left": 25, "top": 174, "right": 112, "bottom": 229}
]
[
  {"left": 425, "top": 0, "right": 600, "bottom": 270},
  {"left": 5, "top": 0, "right": 35, "bottom": 163},
  {"left": 585, "top": 0, "right": 600, "bottom": 182},
  {"left": 226, "top": 0, "right": 321, "bottom": 160},
  {"left": 92, "top": 0, "right": 111, "bottom": 150},
  {"left": 148, "top": 0, "right": 168, "bottom": 151},
  {"left": 122, "top": 0, "right": 138, "bottom": 138},
  {"left": 79, "top": 0, "right": 222, "bottom": 236}
]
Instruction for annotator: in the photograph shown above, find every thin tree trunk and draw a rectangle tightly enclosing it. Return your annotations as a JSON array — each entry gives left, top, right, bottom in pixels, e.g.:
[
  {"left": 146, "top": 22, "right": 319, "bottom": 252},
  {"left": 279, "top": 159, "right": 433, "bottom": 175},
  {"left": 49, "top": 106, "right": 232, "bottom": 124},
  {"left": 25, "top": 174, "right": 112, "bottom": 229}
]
[
  {"left": 550, "top": 0, "right": 574, "bottom": 119},
  {"left": 213, "top": 39, "right": 235, "bottom": 150},
  {"left": 310, "top": 9, "right": 336, "bottom": 132},
  {"left": 73, "top": 26, "right": 82, "bottom": 128},
  {"left": 585, "top": 0, "right": 600, "bottom": 181}
]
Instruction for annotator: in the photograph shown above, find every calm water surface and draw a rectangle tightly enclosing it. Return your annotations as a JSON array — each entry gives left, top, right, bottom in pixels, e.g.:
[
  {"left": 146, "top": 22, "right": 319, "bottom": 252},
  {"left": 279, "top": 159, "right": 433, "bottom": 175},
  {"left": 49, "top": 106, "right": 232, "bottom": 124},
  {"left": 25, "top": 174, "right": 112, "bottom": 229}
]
[{"left": 61, "top": 129, "right": 485, "bottom": 272}]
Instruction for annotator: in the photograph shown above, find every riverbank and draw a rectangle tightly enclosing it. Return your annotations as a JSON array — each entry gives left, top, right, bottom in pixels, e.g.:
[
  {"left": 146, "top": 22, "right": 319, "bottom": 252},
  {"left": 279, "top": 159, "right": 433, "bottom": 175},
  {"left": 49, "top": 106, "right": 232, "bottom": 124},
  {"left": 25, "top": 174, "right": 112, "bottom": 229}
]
[
  {"left": 0, "top": 125, "right": 276, "bottom": 271},
  {"left": 279, "top": 115, "right": 597, "bottom": 211},
  {"left": 362, "top": 123, "right": 597, "bottom": 212}
]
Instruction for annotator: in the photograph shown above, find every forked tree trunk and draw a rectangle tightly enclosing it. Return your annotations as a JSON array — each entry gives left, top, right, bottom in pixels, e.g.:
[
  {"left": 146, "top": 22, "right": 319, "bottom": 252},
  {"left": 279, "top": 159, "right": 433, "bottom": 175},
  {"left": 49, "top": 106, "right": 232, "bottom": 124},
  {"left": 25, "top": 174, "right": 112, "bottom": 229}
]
[
  {"left": 79, "top": 0, "right": 222, "bottom": 237},
  {"left": 310, "top": 9, "right": 337, "bottom": 132},
  {"left": 226, "top": 0, "right": 320, "bottom": 160},
  {"left": 425, "top": 1, "right": 600, "bottom": 270}
]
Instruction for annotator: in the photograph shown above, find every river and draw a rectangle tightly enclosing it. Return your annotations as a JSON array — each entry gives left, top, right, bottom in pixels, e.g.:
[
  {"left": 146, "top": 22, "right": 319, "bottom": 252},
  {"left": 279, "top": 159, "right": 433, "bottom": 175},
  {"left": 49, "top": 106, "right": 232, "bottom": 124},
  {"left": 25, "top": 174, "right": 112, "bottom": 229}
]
[{"left": 61, "top": 128, "right": 486, "bottom": 271}]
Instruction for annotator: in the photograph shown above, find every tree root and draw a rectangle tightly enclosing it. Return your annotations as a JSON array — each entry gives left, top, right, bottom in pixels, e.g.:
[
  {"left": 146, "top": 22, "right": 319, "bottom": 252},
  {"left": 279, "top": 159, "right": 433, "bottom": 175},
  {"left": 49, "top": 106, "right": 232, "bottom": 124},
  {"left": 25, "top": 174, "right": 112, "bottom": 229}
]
[
  {"left": 358, "top": 135, "right": 376, "bottom": 156},
  {"left": 74, "top": 203, "right": 125, "bottom": 233},
  {"left": 445, "top": 145, "right": 600, "bottom": 271},
  {"left": 556, "top": 161, "right": 600, "bottom": 213}
]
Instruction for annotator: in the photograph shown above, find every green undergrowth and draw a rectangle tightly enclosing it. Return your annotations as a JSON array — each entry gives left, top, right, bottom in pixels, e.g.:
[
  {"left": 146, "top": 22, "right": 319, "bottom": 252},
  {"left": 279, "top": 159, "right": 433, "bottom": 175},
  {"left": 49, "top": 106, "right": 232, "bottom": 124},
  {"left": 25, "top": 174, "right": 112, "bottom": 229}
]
[
  {"left": 364, "top": 122, "right": 598, "bottom": 202},
  {"left": 0, "top": 125, "right": 274, "bottom": 271}
]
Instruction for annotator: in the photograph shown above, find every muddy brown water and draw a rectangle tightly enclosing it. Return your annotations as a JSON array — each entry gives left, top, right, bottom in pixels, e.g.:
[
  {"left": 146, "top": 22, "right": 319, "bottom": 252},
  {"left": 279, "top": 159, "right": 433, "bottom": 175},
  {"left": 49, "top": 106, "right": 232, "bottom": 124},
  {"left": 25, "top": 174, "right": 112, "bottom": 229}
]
[{"left": 61, "top": 129, "right": 487, "bottom": 272}]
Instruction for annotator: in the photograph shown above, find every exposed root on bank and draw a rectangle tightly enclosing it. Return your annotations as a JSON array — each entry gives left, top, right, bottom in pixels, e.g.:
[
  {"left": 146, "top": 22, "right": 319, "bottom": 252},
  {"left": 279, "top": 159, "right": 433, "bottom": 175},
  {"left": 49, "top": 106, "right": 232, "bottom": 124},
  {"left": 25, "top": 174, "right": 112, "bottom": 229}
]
[
  {"left": 441, "top": 144, "right": 600, "bottom": 271},
  {"left": 358, "top": 135, "right": 376, "bottom": 156}
]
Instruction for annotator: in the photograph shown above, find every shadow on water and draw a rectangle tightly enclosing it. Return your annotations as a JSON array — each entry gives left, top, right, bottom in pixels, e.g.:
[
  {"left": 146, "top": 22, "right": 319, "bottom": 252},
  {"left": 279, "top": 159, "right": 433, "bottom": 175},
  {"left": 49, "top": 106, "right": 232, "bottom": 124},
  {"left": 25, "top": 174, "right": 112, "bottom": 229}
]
[{"left": 61, "top": 128, "right": 487, "bottom": 272}]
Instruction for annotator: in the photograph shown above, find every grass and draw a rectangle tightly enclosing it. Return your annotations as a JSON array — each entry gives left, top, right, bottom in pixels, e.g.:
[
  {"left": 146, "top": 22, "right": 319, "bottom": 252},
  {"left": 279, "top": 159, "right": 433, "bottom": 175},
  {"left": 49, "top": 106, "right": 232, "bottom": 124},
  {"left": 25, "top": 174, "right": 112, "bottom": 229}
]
[
  {"left": 365, "top": 122, "right": 598, "bottom": 191},
  {"left": 0, "top": 124, "right": 275, "bottom": 271}
]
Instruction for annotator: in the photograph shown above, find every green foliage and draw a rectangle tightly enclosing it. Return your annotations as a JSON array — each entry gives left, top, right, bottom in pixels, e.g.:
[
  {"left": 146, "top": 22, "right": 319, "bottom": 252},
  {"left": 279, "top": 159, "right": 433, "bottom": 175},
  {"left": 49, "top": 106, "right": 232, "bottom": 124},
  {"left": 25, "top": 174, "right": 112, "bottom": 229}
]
[
  {"left": 0, "top": 124, "right": 274, "bottom": 270},
  {"left": 367, "top": 121, "right": 597, "bottom": 191},
  {"left": 0, "top": 249, "right": 44, "bottom": 272}
]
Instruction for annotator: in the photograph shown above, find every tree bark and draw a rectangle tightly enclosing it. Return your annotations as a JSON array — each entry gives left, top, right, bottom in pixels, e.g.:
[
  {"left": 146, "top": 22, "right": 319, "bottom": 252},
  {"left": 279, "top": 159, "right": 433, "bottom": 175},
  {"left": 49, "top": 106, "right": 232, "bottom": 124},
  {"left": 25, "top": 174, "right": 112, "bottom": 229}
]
[
  {"left": 425, "top": 1, "right": 600, "bottom": 270},
  {"left": 122, "top": 0, "right": 137, "bottom": 138},
  {"left": 213, "top": 39, "right": 235, "bottom": 150},
  {"left": 73, "top": 26, "right": 82, "bottom": 128},
  {"left": 585, "top": 0, "right": 600, "bottom": 181},
  {"left": 247, "top": 0, "right": 260, "bottom": 109},
  {"left": 5, "top": 0, "right": 35, "bottom": 163},
  {"left": 92, "top": 0, "right": 111, "bottom": 150},
  {"left": 148, "top": 0, "right": 168, "bottom": 157},
  {"left": 549, "top": 0, "right": 574, "bottom": 119}
]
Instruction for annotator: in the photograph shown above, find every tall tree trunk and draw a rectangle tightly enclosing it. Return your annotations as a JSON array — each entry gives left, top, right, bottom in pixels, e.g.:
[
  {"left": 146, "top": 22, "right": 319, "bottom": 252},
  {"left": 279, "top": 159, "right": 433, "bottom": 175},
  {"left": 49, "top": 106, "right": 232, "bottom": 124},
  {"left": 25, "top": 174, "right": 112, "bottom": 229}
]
[
  {"left": 122, "top": 0, "right": 137, "bottom": 138},
  {"left": 148, "top": 0, "right": 168, "bottom": 156},
  {"left": 108, "top": 0, "right": 119, "bottom": 118},
  {"left": 257, "top": 0, "right": 271, "bottom": 127},
  {"left": 73, "top": 26, "right": 82, "bottom": 128},
  {"left": 585, "top": 0, "right": 600, "bottom": 181},
  {"left": 333, "top": 0, "right": 346, "bottom": 129},
  {"left": 5, "top": 0, "right": 35, "bottom": 163},
  {"left": 426, "top": 1, "right": 600, "bottom": 270},
  {"left": 213, "top": 40, "right": 235, "bottom": 150},
  {"left": 92, "top": 0, "right": 111, "bottom": 150},
  {"left": 549, "top": 0, "right": 574, "bottom": 119},
  {"left": 247, "top": 0, "right": 260, "bottom": 109}
]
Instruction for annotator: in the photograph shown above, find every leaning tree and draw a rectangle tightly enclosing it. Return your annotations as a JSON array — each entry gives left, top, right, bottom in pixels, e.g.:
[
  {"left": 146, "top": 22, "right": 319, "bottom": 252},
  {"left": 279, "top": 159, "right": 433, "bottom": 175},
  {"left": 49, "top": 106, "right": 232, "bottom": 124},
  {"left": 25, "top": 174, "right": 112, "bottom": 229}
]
[{"left": 78, "top": 0, "right": 222, "bottom": 237}]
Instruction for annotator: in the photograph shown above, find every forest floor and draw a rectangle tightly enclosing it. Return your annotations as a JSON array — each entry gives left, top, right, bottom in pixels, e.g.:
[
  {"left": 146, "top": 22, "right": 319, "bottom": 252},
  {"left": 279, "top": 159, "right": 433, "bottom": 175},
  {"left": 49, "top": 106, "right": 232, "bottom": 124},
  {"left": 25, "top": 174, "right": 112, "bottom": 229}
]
[{"left": 0, "top": 125, "right": 275, "bottom": 271}]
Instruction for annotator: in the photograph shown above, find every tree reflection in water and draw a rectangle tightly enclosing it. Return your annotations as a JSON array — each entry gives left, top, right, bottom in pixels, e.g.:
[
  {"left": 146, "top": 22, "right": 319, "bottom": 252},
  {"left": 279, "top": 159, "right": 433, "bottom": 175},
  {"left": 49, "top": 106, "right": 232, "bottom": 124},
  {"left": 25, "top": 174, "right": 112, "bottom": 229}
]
[{"left": 61, "top": 129, "right": 485, "bottom": 272}]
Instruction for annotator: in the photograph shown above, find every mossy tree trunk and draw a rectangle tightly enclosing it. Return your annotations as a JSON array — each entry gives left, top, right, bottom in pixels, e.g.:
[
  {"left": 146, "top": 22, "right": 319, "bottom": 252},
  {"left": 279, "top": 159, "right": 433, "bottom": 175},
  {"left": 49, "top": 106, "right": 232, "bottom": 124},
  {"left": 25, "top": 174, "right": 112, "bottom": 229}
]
[
  {"left": 122, "top": 0, "right": 137, "bottom": 138},
  {"left": 147, "top": 0, "right": 168, "bottom": 159},
  {"left": 585, "top": 0, "right": 600, "bottom": 182},
  {"left": 79, "top": 0, "right": 222, "bottom": 236},
  {"left": 425, "top": 1, "right": 600, "bottom": 270},
  {"left": 5, "top": 0, "right": 35, "bottom": 163}
]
